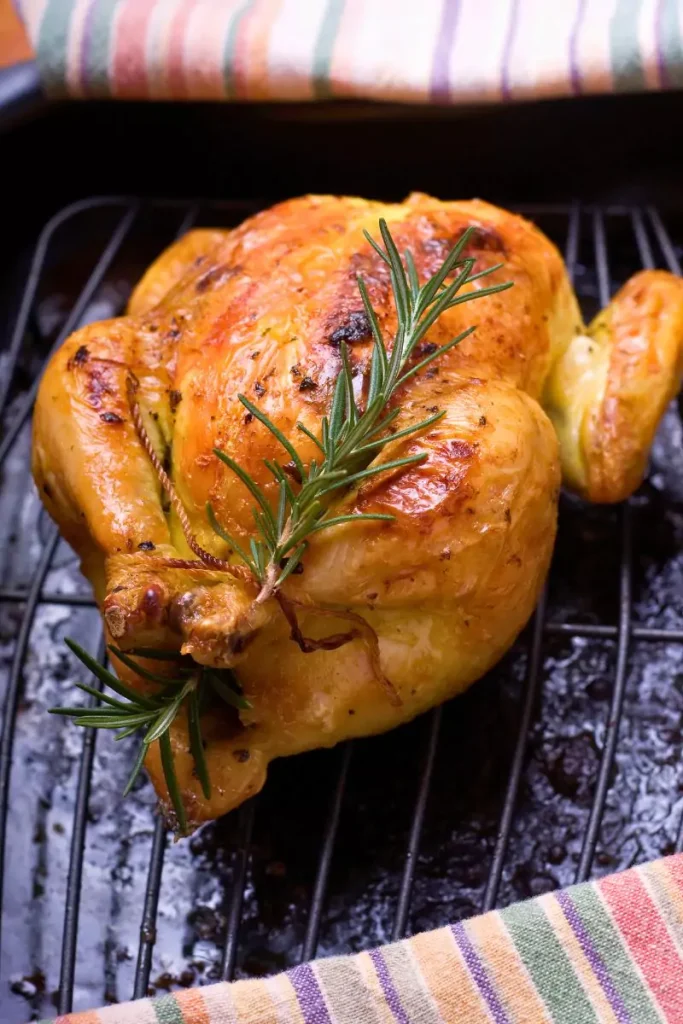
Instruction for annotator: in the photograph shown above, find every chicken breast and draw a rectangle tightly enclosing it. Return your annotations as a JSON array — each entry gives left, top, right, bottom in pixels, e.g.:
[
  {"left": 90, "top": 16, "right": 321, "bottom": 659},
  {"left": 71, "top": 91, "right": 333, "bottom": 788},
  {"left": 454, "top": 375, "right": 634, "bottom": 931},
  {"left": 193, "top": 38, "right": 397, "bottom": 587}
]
[{"left": 32, "top": 194, "right": 683, "bottom": 829}]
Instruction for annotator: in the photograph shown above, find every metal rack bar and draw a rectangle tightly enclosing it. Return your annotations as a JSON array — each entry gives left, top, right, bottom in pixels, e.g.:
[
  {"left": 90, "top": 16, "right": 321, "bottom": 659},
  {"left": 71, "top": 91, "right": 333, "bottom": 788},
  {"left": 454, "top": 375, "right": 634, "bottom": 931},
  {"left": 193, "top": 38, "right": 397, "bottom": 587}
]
[
  {"left": 57, "top": 636, "right": 106, "bottom": 1014},
  {"left": 483, "top": 590, "right": 548, "bottom": 911},
  {"left": 546, "top": 623, "right": 683, "bottom": 643},
  {"left": 300, "top": 743, "right": 353, "bottom": 961},
  {"left": 220, "top": 800, "right": 257, "bottom": 981},
  {"left": 576, "top": 505, "right": 633, "bottom": 881},
  {"left": 0, "top": 203, "right": 139, "bottom": 468},
  {"left": 574, "top": 209, "right": 634, "bottom": 883},
  {"left": 676, "top": 818, "right": 683, "bottom": 856},
  {"left": 0, "top": 527, "right": 60, "bottom": 966},
  {"left": 133, "top": 819, "right": 167, "bottom": 999},
  {"left": 631, "top": 208, "right": 655, "bottom": 269},
  {"left": 0, "top": 590, "right": 97, "bottom": 607},
  {"left": 648, "top": 207, "right": 682, "bottom": 275},
  {"left": 0, "top": 198, "right": 133, "bottom": 420},
  {"left": 391, "top": 708, "right": 442, "bottom": 940}
]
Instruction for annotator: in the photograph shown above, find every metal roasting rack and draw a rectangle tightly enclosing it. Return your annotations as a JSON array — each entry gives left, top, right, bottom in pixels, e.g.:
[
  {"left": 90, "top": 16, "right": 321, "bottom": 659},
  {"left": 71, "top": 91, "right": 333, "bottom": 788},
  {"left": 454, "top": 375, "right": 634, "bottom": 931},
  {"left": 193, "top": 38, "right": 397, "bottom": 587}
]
[{"left": 1, "top": 197, "right": 683, "bottom": 1021}]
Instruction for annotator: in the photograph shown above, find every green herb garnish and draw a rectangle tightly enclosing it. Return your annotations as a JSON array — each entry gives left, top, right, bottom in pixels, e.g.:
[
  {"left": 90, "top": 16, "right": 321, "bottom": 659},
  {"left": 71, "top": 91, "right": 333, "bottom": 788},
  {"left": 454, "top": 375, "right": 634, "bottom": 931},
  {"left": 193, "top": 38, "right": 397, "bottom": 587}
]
[{"left": 51, "top": 638, "right": 249, "bottom": 833}]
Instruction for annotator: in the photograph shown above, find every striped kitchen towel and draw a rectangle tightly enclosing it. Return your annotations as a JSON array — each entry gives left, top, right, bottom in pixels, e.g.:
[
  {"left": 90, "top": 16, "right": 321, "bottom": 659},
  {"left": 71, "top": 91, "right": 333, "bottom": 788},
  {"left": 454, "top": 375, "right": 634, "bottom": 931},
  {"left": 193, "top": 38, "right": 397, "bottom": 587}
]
[
  {"left": 41, "top": 853, "right": 683, "bottom": 1023},
  {"left": 15, "top": 0, "right": 683, "bottom": 104}
]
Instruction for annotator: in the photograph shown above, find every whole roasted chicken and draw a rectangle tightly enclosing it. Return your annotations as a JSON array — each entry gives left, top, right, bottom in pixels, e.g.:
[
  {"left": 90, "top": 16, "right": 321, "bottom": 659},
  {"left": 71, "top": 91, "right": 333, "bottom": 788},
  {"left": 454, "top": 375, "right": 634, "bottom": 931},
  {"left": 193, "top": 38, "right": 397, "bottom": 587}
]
[{"left": 33, "top": 194, "right": 683, "bottom": 831}]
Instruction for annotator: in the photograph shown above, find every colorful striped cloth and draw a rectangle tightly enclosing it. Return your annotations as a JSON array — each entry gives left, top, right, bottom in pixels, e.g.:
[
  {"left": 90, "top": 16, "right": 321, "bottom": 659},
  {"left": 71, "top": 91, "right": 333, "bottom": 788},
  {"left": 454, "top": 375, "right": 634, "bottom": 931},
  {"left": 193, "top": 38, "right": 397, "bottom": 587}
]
[
  {"left": 15, "top": 0, "right": 683, "bottom": 104},
  {"left": 40, "top": 854, "right": 683, "bottom": 1024}
]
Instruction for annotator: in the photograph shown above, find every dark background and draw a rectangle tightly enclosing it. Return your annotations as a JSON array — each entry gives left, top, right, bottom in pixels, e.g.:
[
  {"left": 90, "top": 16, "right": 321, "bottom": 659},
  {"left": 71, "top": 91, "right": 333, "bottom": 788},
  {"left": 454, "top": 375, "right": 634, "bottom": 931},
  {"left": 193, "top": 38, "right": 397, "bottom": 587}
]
[
  {"left": 5, "top": 89, "right": 683, "bottom": 228},
  {"left": 4, "top": 88, "right": 683, "bottom": 360}
]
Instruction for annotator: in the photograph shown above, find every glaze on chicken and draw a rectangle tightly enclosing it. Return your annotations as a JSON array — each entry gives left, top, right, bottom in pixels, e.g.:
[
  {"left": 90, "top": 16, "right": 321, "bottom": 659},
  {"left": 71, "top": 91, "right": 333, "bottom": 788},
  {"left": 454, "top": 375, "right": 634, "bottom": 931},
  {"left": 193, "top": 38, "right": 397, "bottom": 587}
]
[{"left": 33, "top": 194, "right": 683, "bottom": 828}]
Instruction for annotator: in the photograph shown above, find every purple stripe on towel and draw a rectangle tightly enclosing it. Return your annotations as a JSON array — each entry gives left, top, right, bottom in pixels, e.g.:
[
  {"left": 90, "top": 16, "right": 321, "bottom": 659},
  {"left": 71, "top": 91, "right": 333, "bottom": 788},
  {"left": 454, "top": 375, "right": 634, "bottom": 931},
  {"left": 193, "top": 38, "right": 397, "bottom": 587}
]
[
  {"left": 556, "top": 890, "right": 632, "bottom": 1024},
  {"left": 500, "top": 0, "right": 520, "bottom": 100},
  {"left": 569, "top": 0, "right": 587, "bottom": 94},
  {"left": 80, "top": 0, "right": 100, "bottom": 97},
  {"left": 287, "top": 963, "right": 333, "bottom": 1024},
  {"left": 656, "top": 0, "right": 668, "bottom": 88},
  {"left": 430, "top": 0, "right": 462, "bottom": 103},
  {"left": 451, "top": 922, "right": 511, "bottom": 1024},
  {"left": 369, "top": 948, "right": 411, "bottom": 1024}
]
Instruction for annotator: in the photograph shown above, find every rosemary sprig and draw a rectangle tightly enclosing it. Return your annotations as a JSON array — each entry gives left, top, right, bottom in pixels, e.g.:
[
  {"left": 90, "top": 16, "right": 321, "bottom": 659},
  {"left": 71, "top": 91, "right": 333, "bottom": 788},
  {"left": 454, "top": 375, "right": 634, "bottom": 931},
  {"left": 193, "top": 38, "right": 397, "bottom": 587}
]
[
  {"left": 209, "top": 220, "right": 512, "bottom": 603},
  {"left": 51, "top": 220, "right": 512, "bottom": 832},
  {"left": 50, "top": 638, "right": 250, "bottom": 834}
]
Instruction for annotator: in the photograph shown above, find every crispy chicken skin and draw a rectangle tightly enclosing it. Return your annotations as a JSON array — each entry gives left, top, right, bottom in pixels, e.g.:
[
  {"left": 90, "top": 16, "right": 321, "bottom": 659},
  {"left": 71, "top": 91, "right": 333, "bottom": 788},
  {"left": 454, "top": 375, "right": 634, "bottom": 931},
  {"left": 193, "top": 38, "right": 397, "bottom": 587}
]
[{"left": 32, "top": 194, "right": 683, "bottom": 828}]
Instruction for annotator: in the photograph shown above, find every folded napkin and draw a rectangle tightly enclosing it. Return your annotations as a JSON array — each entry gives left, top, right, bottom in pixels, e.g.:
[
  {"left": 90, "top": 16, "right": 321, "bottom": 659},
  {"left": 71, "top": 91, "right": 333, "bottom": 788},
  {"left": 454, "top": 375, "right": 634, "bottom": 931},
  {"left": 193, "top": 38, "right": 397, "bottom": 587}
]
[
  {"left": 16, "top": 0, "right": 683, "bottom": 104},
  {"left": 42, "top": 853, "right": 683, "bottom": 1024}
]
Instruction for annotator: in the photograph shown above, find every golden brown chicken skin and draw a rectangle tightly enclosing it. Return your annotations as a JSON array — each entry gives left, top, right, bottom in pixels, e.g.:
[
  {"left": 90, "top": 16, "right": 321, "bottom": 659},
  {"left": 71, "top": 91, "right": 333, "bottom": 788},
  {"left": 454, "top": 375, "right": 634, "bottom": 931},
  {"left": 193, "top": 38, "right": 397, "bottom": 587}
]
[{"left": 32, "top": 194, "right": 683, "bottom": 828}]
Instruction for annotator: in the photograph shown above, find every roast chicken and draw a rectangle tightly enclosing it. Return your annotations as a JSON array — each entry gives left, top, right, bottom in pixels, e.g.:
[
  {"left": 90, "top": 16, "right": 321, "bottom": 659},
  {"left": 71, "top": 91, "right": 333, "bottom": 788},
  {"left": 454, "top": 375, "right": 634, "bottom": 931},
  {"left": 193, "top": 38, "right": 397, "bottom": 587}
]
[{"left": 33, "top": 194, "right": 683, "bottom": 829}]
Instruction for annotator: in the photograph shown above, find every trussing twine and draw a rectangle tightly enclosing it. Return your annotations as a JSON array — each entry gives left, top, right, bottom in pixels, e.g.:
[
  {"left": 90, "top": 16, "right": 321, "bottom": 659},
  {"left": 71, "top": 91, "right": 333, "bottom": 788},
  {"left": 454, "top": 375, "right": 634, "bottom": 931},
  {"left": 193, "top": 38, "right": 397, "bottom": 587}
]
[
  {"left": 126, "top": 374, "right": 251, "bottom": 581},
  {"left": 276, "top": 592, "right": 401, "bottom": 706}
]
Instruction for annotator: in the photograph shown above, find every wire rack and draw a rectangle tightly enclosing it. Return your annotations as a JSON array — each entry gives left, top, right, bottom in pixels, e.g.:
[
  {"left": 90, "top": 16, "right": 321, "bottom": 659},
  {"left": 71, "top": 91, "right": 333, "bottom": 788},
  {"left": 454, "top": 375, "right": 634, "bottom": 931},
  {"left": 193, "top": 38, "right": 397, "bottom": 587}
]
[{"left": 2, "top": 198, "right": 683, "bottom": 1021}]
